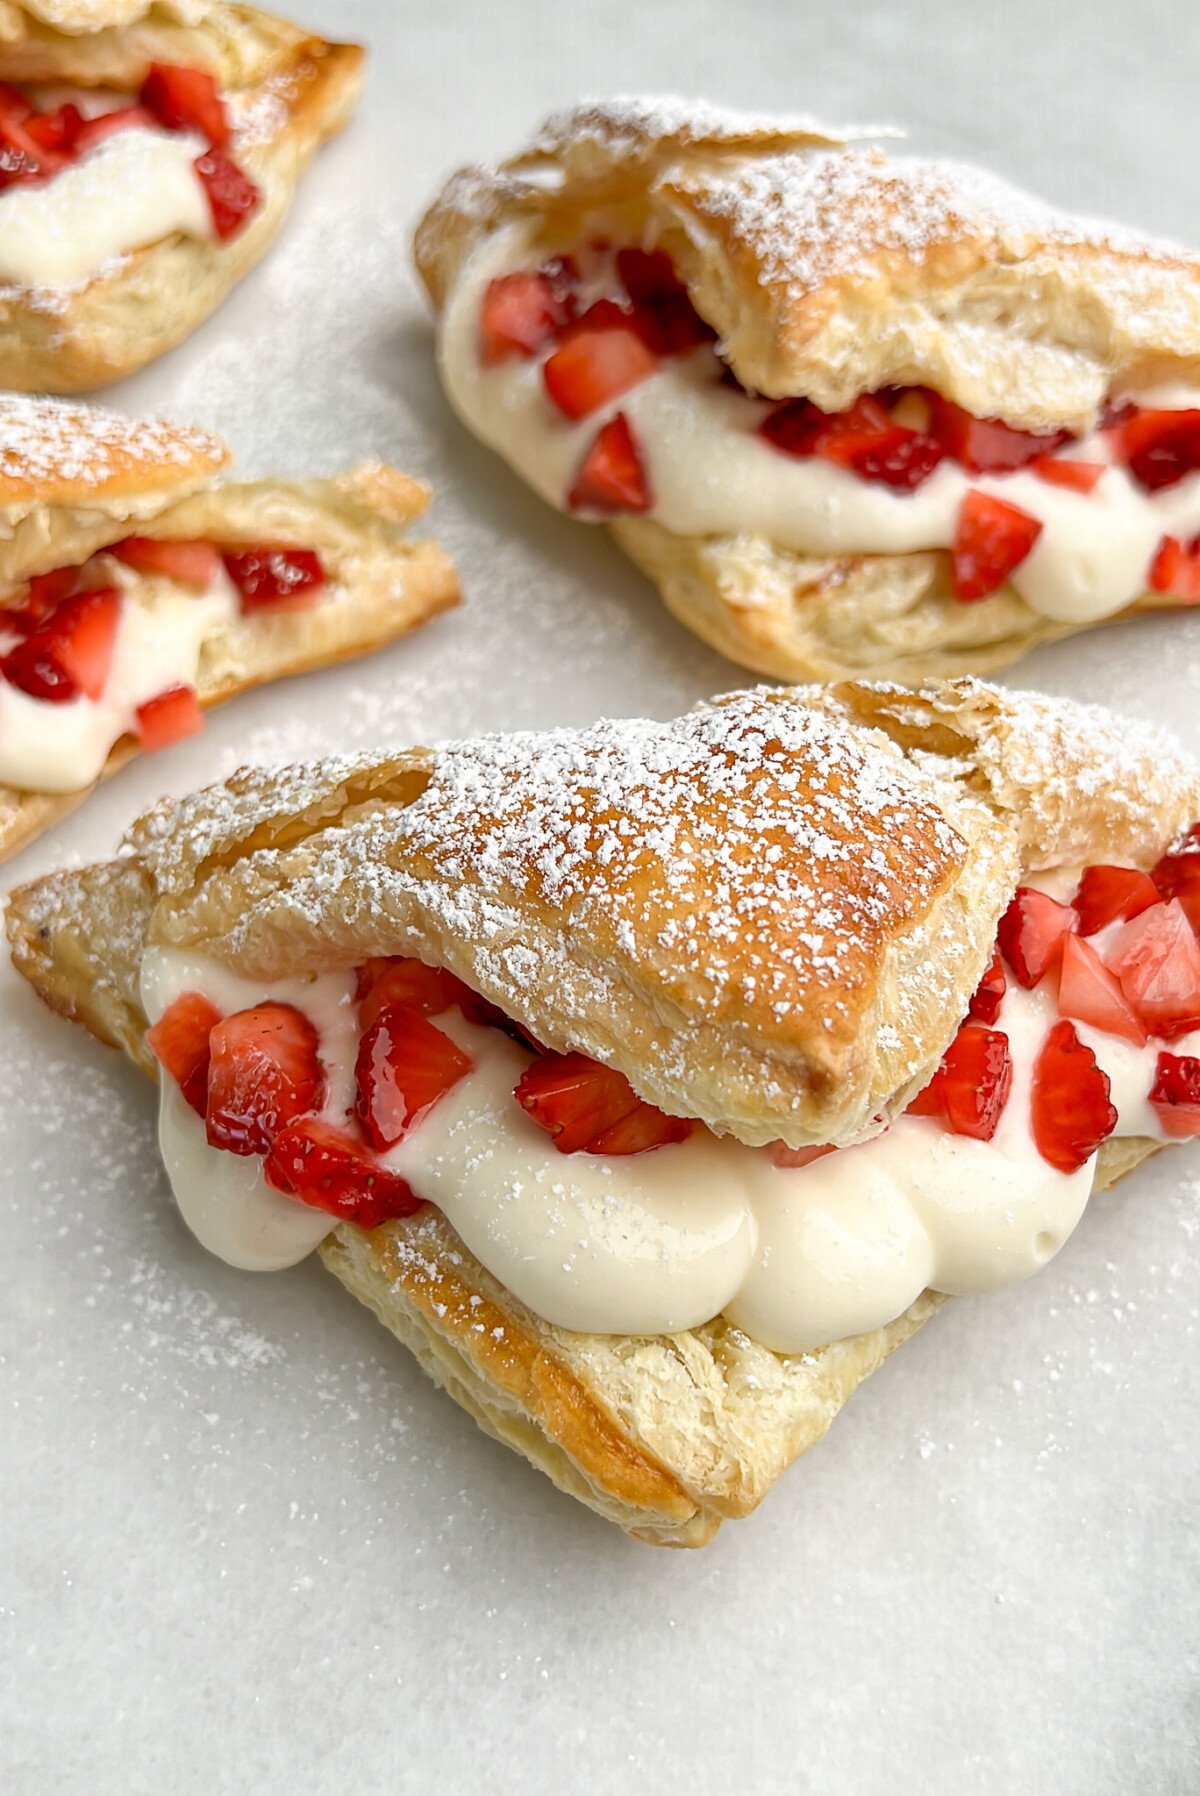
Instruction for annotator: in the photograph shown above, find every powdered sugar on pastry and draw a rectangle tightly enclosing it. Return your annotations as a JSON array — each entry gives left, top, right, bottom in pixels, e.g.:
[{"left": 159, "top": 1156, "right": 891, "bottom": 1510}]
[{"left": 0, "top": 392, "right": 224, "bottom": 503}]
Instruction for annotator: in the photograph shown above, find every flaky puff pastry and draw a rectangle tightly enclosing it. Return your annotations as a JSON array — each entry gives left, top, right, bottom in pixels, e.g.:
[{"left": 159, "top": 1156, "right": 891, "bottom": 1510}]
[
  {"left": 0, "top": 1, "right": 362, "bottom": 391},
  {"left": 0, "top": 393, "right": 460, "bottom": 862},
  {"left": 415, "top": 97, "right": 1200, "bottom": 684},
  {"left": 6, "top": 680, "right": 1199, "bottom": 1543}
]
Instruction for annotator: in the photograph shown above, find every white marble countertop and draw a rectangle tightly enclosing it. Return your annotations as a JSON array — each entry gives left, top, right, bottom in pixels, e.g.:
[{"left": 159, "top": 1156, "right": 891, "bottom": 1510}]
[{"left": 2, "top": 1, "right": 1198, "bottom": 1789}]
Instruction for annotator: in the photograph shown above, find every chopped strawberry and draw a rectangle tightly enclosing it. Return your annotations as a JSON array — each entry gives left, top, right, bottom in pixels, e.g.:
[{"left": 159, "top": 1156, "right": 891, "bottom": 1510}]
[
  {"left": 3, "top": 563, "right": 82, "bottom": 636},
  {"left": 1072, "top": 864, "right": 1159, "bottom": 936},
  {"left": 140, "top": 63, "right": 229, "bottom": 147},
  {"left": 1057, "top": 932, "right": 1148, "bottom": 1046},
  {"left": 1028, "top": 455, "right": 1105, "bottom": 493},
  {"left": 997, "top": 887, "right": 1078, "bottom": 988},
  {"left": 515, "top": 1050, "right": 691, "bottom": 1155},
  {"left": 24, "top": 103, "right": 86, "bottom": 154},
  {"left": 222, "top": 546, "right": 325, "bottom": 612},
  {"left": 1, "top": 586, "right": 120, "bottom": 704},
  {"left": 111, "top": 536, "right": 222, "bottom": 586},
  {"left": 906, "top": 1023, "right": 1012, "bottom": 1141},
  {"left": 355, "top": 1005, "right": 473, "bottom": 1152},
  {"left": 1151, "top": 828, "right": 1200, "bottom": 933},
  {"left": 758, "top": 394, "right": 946, "bottom": 491},
  {"left": 587, "top": 1104, "right": 693, "bottom": 1155},
  {"left": 1117, "top": 408, "right": 1200, "bottom": 492},
  {"left": 194, "top": 147, "right": 260, "bottom": 241},
  {"left": 0, "top": 82, "right": 60, "bottom": 186},
  {"left": 614, "top": 246, "right": 714, "bottom": 355},
  {"left": 69, "top": 106, "right": 156, "bottom": 157},
  {"left": 134, "top": 684, "right": 205, "bottom": 751},
  {"left": 480, "top": 271, "right": 567, "bottom": 363},
  {"left": 967, "top": 949, "right": 1006, "bottom": 1024},
  {"left": 567, "top": 413, "right": 652, "bottom": 513},
  {"left": 1102, "top": 899, "right": 1200, "bottom": 1039},
  {"left": 264, "top": 1117, "right": 422, "bottom": 1228},
  {"left": 355, "top": 956, "right": 472, "bottom": 1032},
  {"left": 543, "top": 308, "right": 658, "bottom": 420},
  {"left": 146, "top": 991, "right": 222, "bottom": 1118},
  {"left": 1148, "top": 1052, "right": 1200, "bottom": 1138},
  {"left": 951, "top": 490, "right": 1043, "bottom": 600},
  {"left": 768, "top": 1141, "right": 836, "bottom": 1169},
  {"left": 1030, "top": 1020, "right": 1117, "bottom": 1173},
  {"left": 205, "top": 1002, "right": 324, "bottom": 1156},
  {"left": 1148, "top": 534, "right": 1200, "bottom": 601},
  {"left": 928, "top": 394, "right": 1072, "bottom": 471}
]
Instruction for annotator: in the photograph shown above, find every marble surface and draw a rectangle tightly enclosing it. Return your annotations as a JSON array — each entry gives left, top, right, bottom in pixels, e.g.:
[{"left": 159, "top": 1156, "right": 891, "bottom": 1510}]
[{"left": 2, "top": 2, "right": 1199, "bottom": 1790}]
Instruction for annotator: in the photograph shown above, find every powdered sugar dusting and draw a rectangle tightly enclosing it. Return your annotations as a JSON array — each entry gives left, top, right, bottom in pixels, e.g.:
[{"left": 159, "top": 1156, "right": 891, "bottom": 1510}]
[
  {"left": 0, "top": 392, "right": 224, "bottom": 496},
  {"left": 529, "top": 94, "right": 867, "bottom": 160}
]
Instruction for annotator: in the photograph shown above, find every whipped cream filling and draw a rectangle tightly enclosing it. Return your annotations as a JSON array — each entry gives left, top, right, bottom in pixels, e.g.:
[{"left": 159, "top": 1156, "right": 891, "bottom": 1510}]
[
  {"left": 140, "top": 941, "right": 1185, "bottom": 1354},
  {"left": 439, "top": 224, "right": 1200, "bottom": 627},
  {"left": 0, "top": 560, "right": 235, "bottom": 792},
  {"left": 0, "top": 124, "right": 214, "bottom": 289}
]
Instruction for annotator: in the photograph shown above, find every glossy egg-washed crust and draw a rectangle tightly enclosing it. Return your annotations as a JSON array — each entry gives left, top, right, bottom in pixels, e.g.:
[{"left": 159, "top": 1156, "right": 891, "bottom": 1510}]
[
  {"left": 415, "top": 98, "right": 1200, "bottom": 683},
  {"left": 6, "top": 679, "right": 1198, "bottom": 1542},
  {"left": 0, "top": 1, "right": 363, "bottom": 392},
  {"left": 0, "top": 395, "right": 460, "bottom": 862}
]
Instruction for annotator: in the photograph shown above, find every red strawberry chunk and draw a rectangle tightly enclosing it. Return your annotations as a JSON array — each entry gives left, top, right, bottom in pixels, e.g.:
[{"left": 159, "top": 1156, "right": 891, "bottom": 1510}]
[
  {"left": 1027, "top": 455, "right": 1105, "bottom": 494},
  {"left": 1030, "top": 1020, "right": 1117, "bottom": 1173},
  {"left": 206, "top": 1002, "right": 324, "bottom": 1156},
  {"left": 111, "top": 536, "right": 222, "bottom": 586},
  {"left": 0, "top": 83, "right": 61, "bottom": 186},
  {"left": 758, "top": 394, "right": 946, "bottom": 491},
  {"left": 1072, "top": 864, "right": 1159, "bottom": 936},
  {"left": 515, "top": 1050, "right": 691, "bottom": 1155},
  {"left": 567, "top": 412, "right": 652, "bottom": 514},
  {"left": 1, "top": 586, "right": 120, "bottom": 703},
  {"left": 25, "top": 103, "right": 86, "bottom": 154},
  {"left": 1148, "top": 1052, "right": 1200, "bottom": 1138},
  {"left": 146, "top": 990, "right": 222, "bottom": 1118},
  {"left": 1057, "top": 933, "right": 1147, "bottom": 1047},
  {"left": 906, "top": 1023, "right": 1012, "bottom": 1141},
  {"left": 997, "top": 887, "right": 1078, "bottom": 988},
  {"left": 1148, "top": 535, "right": 1200, "bottom": 601},
  {"left": 480, "top": 271, "right": 566, "bottom": 364},
  {"left": 1117, "top": 408, "right": 1200, "bottom": 492},
  {"left": 951, "top": 490, "right": 1043, "bottom": 600},
  {"left": 3, "top": 564, "right": 82, "bottom": 637},
  {"left": 1102, "top": 899, "right": 1200, "bottom": 1039},
  {"left": 614, "top": 246, "right": 714, "bottom": 355},
  {"left": 543, "top": 311, "right": 658, "bottom": 420},
  {"left": 355, "top": 956, "right": 473, "bottom": 1033},
  {"left": 928, "top": 394, "right": 1072, "bottom": 471},
  {"left": 69, "top": 106, "right": 156, "bottom": 157},
  {"left": 355, "top": 1005, "right": 473, "bottom": 1152},
  {"left": 967, "top": 949, "right": 1006, "bottom": 1024},
  {"left": 134, "top": 683, "right": 205, "bottom": 751},
  {"left": 222, "top": 546, "right": 325, "bottom": 612},
  {"left": 1151, "top": 829, "right": 1200, "bottom": 934},
  {"left": 264, "top": 1117, "right": 422, "bottom": 1228},
  {"left": 140, "top": 63, "right": 229, "bottom": 147},
  {"left": 768, "top": 1142, "right": 836, "bottom": 1169},
  {"left": 587, "top": 1104, "right": 693, "bottom": 1155},
  {"left": 194, "top": 146, "right": 260, "bottom": 241}
]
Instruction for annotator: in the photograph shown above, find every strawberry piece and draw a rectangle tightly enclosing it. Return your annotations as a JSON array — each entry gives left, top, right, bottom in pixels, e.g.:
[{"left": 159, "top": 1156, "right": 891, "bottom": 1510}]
[
  {"left": 3, "top": 564, "right": 82, "bottom": 637},
  {"left": 68, "top": 105, "right": 157, "bottom": 156},
  {"left": 1030, "top": 1020, "right": 1117, "bottom": 1172},
  {"left": 134, "top": 683, "right": 205, "bottom": 751},
  {"left": 111, "top": 536, "right": 222, "bottom": 586},
  {"left": 24, "top": 103, "right": 85, "bottom": 154},
  {"left": 1151, "top": 827, "right": 1200, "bottom": 933},
  {"left": 587, "top": 1104, "right": 692, "bottom": 1155},
  {"left": 543, "top": 309, "right": 658, "bottom": 420},
  {"left": 140, "top": 63, "right": 229, "bottom": 147},
  {"left": 480, "top": 271, "right": 566, "bottom": 364},
  {"left": 146, "top": 990, "right": 222, "bottom": 1118},
  {"left": 1, "top": 586, "right": 120, "bottom": 703},
  {"left": 928, "top": 394, "right": 1072, "bottom": 471},
  {"left": 205, "top": 1002, "right": 324, "bottom": 1155},
  {"left": 1148, "top": 535, "right": 1200, "bottom": 601},
  {"left": 951, "top": 490, "right": 1043, "bottom": 600},
  {"left": 0, "top": 82, "right": 61, "bottom": 187},
  {"left": 1148, "top": 1052, "right": 1200, "bottom": 1138},
  {"left": 906, "top": 1023, "right": 1012, "bottom": 1141},
  {"left": 194, "top": 146, "right": 260, "bottom": 241},
  {"left": 997, "top": 887, "right": 1078, "bottom": 988},
  {"left": 222, "top": 546, "right": 325, "bottom": 612},
  {"left": 1057, "top": 933, "right": 1147, "bottom": 1047},
  {"left": 1028, "top": 455, "right": 1105, "bottom": 493},
  {"left": 1072, "top": 864, "right": 1159, "bottom": 936},
  {"left": 355, "top": 1005, "right": 473, "bottom": 1152},
  {"left": 758, "top": 394, "right": 946, "bottom": 491},
  {"left": 768, "top": 1141, "right": 836, "bottom": 1170},
  {"left": 567, "top": 412, "right": 652, "bottom": 513},
  {"left": 515, "top": 1050, "right": 691, "bottom": 1155},
  {"left": 1117, "top": 408, "right": 1200, "bottom": 492},
  {"left": 355, "top": 956, "right": 472, "bottom": 1032},
  {"left": 614, "top": 246, "right": 714, "bottom": 355},
  {"left": 967, "top": 949, "right": 1006, "bottom": 1024},
  {"left": 1102, "top": 899, "right": 1200, "bottom": 1039},
  {"left": 264, "top": 1117, "right": 422, "bottom": 1228}
]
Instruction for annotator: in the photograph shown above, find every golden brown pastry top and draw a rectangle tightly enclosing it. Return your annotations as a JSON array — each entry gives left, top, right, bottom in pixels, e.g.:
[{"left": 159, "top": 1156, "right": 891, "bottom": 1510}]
[
  {"left": 0, "top": 393, "right": 228, "bottom": 511},
  {"left": 0, "top": 0, "right": 336, "bottom": 87},
  {"left": 415, "top": 96, "right": 1200, "bottom": 431}
]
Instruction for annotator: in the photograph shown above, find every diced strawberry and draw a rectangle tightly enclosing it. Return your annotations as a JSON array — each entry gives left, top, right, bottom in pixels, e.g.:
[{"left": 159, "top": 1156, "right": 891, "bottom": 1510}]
[
  {"left": 543, "top": 309, "right": 658, "bottom": 420},
  {"left": 1148, "top": 1051, "right": 1200, "bottom": 1138},
  {"left": 111, "top": 536, "right": 222, "bottom": 586},
  {"left": 355, "top": 956, "right": 472, "bottom": 1032},
  {"left": 1030, "top": 1020, "right": 1117, "bottom": 1173},
  {"left": 205, "top": 1002, "right": 324, "bottom": 1156},
  {"left": 515, "top": 1050, "right": 691, "bottom": 1155},
  {"left": 24, "top": 103, "right": 85, "bottom": 154},
  {"left": 614, "top": 246, "right": 714, "bottom": 355},
  {"left": 134, "top": 684, "right": 205, "bottom": 751},
  {"left": 1102, "top": 899, "right": 1200, "bottom": 1039},
  {"left": 1151, "top": 829, "right": 1200, "bottom": 934},
  {"left": 768, "top": 1141, "right": 836, "bottom": 1169},
  {"left": 757, "top": 394, "right": 947, "bottom": 492},
  {"left": 997, "top": 887, "right": 1078, "bottom": 988},
  {"left": 1148, "top": 535, "right": 1200, "bottom": 601},
  {"left": 0, "top": 82, "right": 61, "bottom": 186},
  {"left": 355, "top": 1005, "right": 473, "bottom": 1152},
  {"left": 567, "top": 413, "right": 652, "bottom": 513},
  {"left": 1117, "top": 408, "right": 1200, "bottom": 492},
  {"left": 264, "top": 1117, "right": 422, "bottom": 1228},
  {"left": 587, "top": 1104, "right": 693, "bottom": 1155},
  {"left": 3, "top": 564, "right": 82, "bottom": 636},
  {"left": 69, "top": 105, "right": 157, "bottom": 157},
  {"left": 951, "top": 490, "right": 1043, "bottom": 601},
  {"left": 1028, "top": 455, "right": 1105, "bottom": 494},
  {"left": 194, "top": 147, "right": 260, "bottom": 241},
  {"left": 906, "top": 1023, "right": 1012, "bottom": 1141},
  {"left": 1, "top": 586, "right": 120, "bottom": 703},
  {"left": 1073, "top": 864, "right": 1160, "bottom": 936},
  {"left": 967, "top": 949, "right": 1006, "bottom": 1023},
  {"left": 480, "top": 271, "right": 565, "bottom": 364},
  {"left": 222, "top": 546, "right": 325, "bottom": 612},
  {"left": 140, "top": 63, "right": 229, "bottom": 147},
  {"left": 146, "top": 990, "right": 223, "bottom": 1118},
  {"left": 1057, "top": 932, "right": 1148, "bottom": 1047},
  {"left": 850, "top": 431, "right": 946, "bottom": 490},
  {"left": 928, "top": 394, "right": 1072, "bottom": 471}
]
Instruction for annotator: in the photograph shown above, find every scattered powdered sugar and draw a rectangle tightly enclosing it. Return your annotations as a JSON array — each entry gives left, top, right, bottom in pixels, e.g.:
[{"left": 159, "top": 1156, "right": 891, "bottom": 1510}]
[
  {"left": 528, "top": 94, "right": 877, "bottom": 161},
  {"left": 0, "top": 392, "right": 224, "bottom": 495}
]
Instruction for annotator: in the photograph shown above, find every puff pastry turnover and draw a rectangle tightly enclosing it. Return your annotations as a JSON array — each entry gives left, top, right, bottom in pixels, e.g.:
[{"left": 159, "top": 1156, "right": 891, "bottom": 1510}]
[
  {"left": 0, "top": 1, "right": 362, "bottom": 390},
  {"left": 416, "top": 97, "right": 1200, "bottom": 684},
  {"left": 9, "top": 680, "right": 1200, "bottom": 1545},
  {"left": 0, "top": 393, "right": 459, "bottom": 861}
]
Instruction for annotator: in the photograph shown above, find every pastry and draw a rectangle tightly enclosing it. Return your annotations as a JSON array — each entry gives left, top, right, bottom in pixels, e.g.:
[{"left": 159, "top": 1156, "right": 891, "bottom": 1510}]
[
  {"left": 0, "top": 392, "right": 459, "bottom": 861},
  {"left": 9, "top": 679, "right": 1200, "bottom": 1545},
  {"left": 0, "top": 1, "right": 362, "bottom": 391},
  {"left": 416, "top": 97, "right": 1200, "bottom": 684}
]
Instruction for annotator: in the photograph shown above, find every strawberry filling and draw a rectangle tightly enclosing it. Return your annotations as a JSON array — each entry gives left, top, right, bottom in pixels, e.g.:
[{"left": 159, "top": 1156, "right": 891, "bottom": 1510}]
[
  {"left": 1031, "top": 1021, "right": 1117, "bottom": 1174},
  {"left": 907, "top": 1023, "right": 1013, "bottom": 1141},
  {"left": 515, "top": 1051, "right": 691, "bottom": 1156}
]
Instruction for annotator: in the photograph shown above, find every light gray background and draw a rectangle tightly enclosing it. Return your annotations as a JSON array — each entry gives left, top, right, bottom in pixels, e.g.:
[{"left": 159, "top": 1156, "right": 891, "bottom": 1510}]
[{"left": 2, "top": 2, "right": 1199, "bottom": 1791}]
